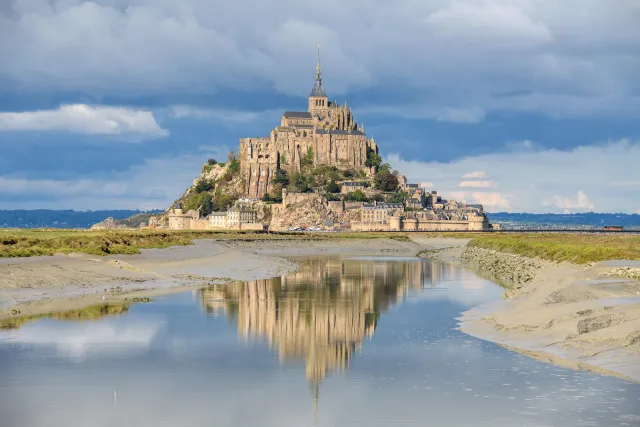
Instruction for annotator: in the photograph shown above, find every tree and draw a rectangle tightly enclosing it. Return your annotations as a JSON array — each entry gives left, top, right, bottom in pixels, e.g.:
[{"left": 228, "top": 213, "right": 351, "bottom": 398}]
[
  {"left": 387, "top": 191, "right": 405, "bottom": 204},
  {"left": 371, "top": 193, "right": 385, "bottom": 202},
  {"left": 199, "top": 193, "right": 214, "bottom": 216},
  {"left": 365, "top": 146, "right": 382, "bottom": 168},
  {"left": 207, "top": 158, "right": 218, "bottom": 165},
  {"left": 301, "top": 146, "right": 314, "bottom": 168},
  {"left": 289, "top": 172, "right": 310, "bottom": 193},
  {"left": 195, "top": 179, "right": 215, "bottom": 193},
  {"left": 269, "top": 183, "right": 283, "bottom": 203},
  {"left": 374, "top": 169, "right": 399, "bottom": 192},
  {"left": 345, "top": 190, "right": 367, "bottom": 202},
  {"left": 325, "top": 180, "right": 341, "bottom": 194},
  {"left": 273, "top": 168, "right": 289, "bottom": 186}
]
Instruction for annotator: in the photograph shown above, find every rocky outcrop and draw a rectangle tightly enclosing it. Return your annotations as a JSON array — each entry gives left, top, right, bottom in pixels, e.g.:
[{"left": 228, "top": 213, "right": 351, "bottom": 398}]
[
  {"left": 269, "top": 194, "right": 334, "bottom": 231},
  {"left": 460, "top": 247, "right": 543, "bottom": 294},
  {"left": 91, "top": 213, "right": 155, "bottom": 230}
]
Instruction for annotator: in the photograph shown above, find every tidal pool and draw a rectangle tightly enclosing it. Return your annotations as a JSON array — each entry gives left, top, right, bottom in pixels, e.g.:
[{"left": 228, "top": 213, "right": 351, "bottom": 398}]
[{"left": 1, "top": 257, "right": 639, "bottom": 427}]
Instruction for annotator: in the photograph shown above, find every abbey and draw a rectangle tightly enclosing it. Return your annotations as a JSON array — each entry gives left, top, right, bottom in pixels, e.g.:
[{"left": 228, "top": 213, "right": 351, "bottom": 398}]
[{"left": 240, "top": 47, "right": 378, "bottom": 198}]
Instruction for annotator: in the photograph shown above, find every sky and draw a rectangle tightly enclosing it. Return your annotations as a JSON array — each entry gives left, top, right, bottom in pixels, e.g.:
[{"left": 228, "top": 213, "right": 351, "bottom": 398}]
[{"left": 0, "top": 0, "right": 639, "bottom": 213}]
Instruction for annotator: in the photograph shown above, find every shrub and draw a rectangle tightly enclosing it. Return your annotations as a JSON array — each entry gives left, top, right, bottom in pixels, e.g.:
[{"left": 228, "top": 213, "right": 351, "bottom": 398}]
[
  {"left": 195, "top": 179, "right": 215, "bottom": 193},
  {"left": 387, "top": 191, "right": 405, "bottom": 204},
  {"left": 301, "top": 146, "right": 314, "bottom": 168},
  {"left": 344, "top": 190, "right": 367, "bottom": 202},
  {"left": 207, "top": 158, "right": 218, "bottom": 165},
  {"left": 289, "top": 172, "right": 310, "bottom": 193},
  {"left": 325, "top": 180, "right": 341, "bottom": 194}
]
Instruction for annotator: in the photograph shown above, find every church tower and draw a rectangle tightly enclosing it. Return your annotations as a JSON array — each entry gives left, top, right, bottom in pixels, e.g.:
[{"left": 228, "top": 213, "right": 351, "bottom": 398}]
[{"left": 308, "top": 44, "right": 329, "bottom": 117}]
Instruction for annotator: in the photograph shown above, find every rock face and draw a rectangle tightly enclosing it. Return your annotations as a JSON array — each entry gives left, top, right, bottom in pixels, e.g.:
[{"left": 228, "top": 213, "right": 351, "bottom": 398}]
[
  {"left": 269, "top": 194, "right": 334, "bottom": 231},
  {"left": 460, "top": 247, "right": 543, "bottom": 293},
  {"left": 91, "top": 213, "right": 154, "bottom": 230}
]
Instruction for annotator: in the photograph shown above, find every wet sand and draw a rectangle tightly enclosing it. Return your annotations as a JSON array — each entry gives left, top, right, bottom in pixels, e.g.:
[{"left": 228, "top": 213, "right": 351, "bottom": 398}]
[
  {"left": 0, "top": 237, "right": 428, "bottom": 321},
  {"left": 429, "top": 246, "right": 640, "bottom": 382}
]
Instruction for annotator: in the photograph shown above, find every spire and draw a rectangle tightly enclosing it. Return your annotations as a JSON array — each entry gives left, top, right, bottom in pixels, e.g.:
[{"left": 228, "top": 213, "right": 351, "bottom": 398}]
[
  {"left": 316, "top": 43, "right": 322, "bottom": 81},
  {"left": 310, "top": 44, "right": 327, "bottom": 98}
]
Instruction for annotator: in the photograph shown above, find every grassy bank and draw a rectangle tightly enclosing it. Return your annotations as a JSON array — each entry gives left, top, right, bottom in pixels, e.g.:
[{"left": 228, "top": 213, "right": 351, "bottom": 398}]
[
  {"left": 0, "top": 229, "right": 413, "bottom": 257},
  {"left": 467, "top": 234, "right": 640, "bottom": 264},
  {"left": 2, "top": 229, "right": 638, "bottom": 263}
]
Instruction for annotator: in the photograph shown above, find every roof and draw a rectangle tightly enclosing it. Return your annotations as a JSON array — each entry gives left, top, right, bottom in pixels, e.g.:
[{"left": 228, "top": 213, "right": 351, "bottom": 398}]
[
  {"left": 316, "top": 129, "right": 366, "bottom": 136},
  {"left": 283, "top": 111, "right": 312, "bottom": 119},
  {"left": 310, "top": 80, "right": 327, "bottom": 97}
]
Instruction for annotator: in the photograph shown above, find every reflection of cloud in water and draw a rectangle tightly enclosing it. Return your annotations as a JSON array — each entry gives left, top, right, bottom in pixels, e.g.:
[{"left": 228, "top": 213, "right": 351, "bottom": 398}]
[{"left": 1, "top": 318, "right": 163, "bottom": 360}]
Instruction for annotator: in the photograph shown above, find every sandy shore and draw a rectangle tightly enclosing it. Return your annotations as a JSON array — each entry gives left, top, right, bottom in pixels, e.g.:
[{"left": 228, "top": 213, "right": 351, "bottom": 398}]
[
  {"left": 424, "top": 245, "right": 640, "bottom": 382},
  {"left": 0, "top": 237, "right": 429, "bottom": 321}
]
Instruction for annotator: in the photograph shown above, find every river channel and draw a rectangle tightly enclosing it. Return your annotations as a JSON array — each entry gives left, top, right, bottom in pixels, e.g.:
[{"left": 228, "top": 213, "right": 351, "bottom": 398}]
[{"left": 1, "top": 257, "right": 639, "bottom": 426}]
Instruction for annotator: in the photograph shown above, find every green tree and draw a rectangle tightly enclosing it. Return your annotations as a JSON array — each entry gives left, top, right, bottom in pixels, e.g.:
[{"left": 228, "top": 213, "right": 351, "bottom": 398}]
[
  {"left": 301, "top": 146, "right": 314, "bottom": 168},
  {"left": 289, "top": 172, "right": 310, "bottom": 193},
  {"left": 273, "top": 168, "right": 289, "bottom": 186},
  {"left": 269, "top": 183, "right": 283, "bottom": 203},
  {"left": 325, "top": 180, "right": 341, "bottom": 194},
  {"left": 374, "top": 169, "right": 399, "bottom": 192},
  {"left": 207, "top": 158, "right": 218, "bottom": 165},
  {"left": 195, "top": 179, "right": 215, "bottom": 193},
  {"left": 387, "top": 191, "right": 406, "bottom": 204},
  {"left": 365, "top": 146, "right": 382, "bottom": 168},
  {"left": 344, "top": 190, "right": 367, "bottom": 202},
  {"left": 199, "top": 193, "right": 214, "bottom": 216},
  {"left": 227, "top": 151, "right": 240, "bottom": 175}
]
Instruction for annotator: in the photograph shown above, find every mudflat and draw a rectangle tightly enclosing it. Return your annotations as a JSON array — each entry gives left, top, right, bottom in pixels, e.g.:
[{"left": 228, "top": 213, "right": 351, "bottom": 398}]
[
  {"left": 452, "top": 247, "right": 640, "bottom": 382},
  {"left": 0, "top": 237, "right": 435, "bottom": 321}
]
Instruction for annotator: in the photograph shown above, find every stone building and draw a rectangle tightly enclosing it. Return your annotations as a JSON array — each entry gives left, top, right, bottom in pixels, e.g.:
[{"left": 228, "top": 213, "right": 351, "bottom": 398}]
[
  {"left": 167, "top": 207, "right": 200, "bottom": 230},
  {"left": 208, "top": 206, "right": 261, "bottom": 230},
  {"left": 239, "top": 47, "right": 378, "bottom": 199},
  {"left": 167, "top": 206, "right": 261, "bottom": 230},
  {"left": 340, "top": 181, "right": 368, "bottom": 194}
]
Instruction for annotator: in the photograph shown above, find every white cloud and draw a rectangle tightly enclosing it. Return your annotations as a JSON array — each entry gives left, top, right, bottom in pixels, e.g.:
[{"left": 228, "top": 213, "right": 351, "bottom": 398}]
[
  {"left": 387, "top": 139, "right": 640, "bottom": 213},
  {"left": 459, "top": 181, "right": 492, "bottom": 188},
  {"left": 0, "top": 104, "right": 168, "bottom": 138},
  {"left": 462, "top": 171, "right": 485, "bottom": 179},
  {"left": 2, "top": 319, "right": 163, "bottom": 360},
  {"left": 543, "top": 190, "right": 595, "bottom": 214},
  {"left": 1, "top": 1, "right": 638, "bottom": 118},
  {"left": 423, "top": 1, "right": 554, "bottom": 48}
]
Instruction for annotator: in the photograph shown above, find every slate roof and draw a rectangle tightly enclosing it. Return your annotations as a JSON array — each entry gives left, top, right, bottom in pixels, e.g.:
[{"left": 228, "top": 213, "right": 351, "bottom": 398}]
[
  {"left": 283, "top": 111, "right": 312, "bottom": 119},
  {"left": 310, "top": 80, "right": 327, "bottom": 97},
  {"left": 316, "top": 129, "right": 365, "bottom": 136}
]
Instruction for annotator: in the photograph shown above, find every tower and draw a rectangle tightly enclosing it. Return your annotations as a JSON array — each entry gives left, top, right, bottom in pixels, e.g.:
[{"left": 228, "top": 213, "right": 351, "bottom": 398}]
[{"left": 308, "top": 44, "right": 329, "bottom": 116}]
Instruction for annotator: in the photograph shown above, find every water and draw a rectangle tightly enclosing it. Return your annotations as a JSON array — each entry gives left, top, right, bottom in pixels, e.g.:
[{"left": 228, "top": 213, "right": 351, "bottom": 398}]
[{"left": 1, "top": 257, "right": 639, "bottom": 427}]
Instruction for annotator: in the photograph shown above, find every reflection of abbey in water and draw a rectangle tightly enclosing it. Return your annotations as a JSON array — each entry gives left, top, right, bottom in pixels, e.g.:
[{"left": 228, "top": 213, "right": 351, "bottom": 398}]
[{"left": 200, "top": 259, "right": 454, "bottom": 386}]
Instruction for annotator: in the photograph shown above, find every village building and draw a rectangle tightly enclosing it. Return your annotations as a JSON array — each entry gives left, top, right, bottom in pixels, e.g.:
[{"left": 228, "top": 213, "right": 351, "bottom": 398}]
[
  {"left": 168, "top": 205, "right": 262, "bottom": 231},
  {"left": 340, "top": 181, "right": 368, "bottom": 194}
]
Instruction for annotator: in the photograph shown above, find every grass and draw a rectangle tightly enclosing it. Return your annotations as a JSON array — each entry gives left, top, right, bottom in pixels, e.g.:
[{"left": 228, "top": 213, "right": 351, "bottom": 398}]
[
  {"left": 0, "top": 229, "right": 420, "bottom": 258},
  {"left": 1, "top": 303, "right": 130, "bottom": 329},
  {"left": 1, "top": 229, "right": 638, "bottom": 264},
  {"left": 467, "top": 234, "right": 640, "bottom": 264}
]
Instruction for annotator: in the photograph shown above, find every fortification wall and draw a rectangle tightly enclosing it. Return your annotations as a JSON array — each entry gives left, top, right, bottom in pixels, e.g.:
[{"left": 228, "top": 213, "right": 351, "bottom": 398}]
[{"left": 351, "top": 222, "right": 391, "bottom": 232}]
